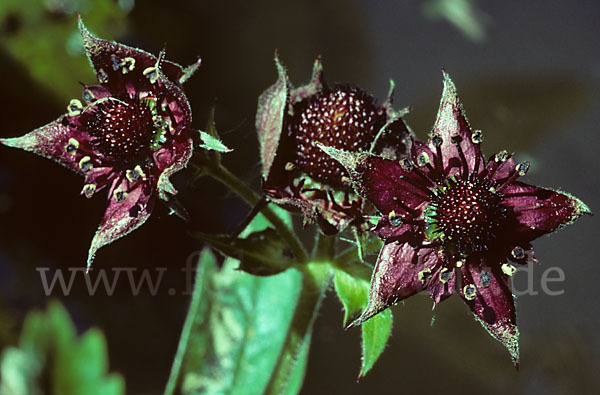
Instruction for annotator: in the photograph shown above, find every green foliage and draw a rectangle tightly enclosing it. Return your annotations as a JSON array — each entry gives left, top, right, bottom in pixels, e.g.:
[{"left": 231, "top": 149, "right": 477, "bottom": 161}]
[
  {"left": 333, "top": 269, "right": 369, "bottom": 326},
  {"left": 0, "top": 302, "right": 124, "bottom": 395},
  {"left": 359, "top": 309, "right": 392, "bottom": 379},
  {"left": 333, "top": 268, "right": 392, "bottom": 378},
  {"left": 167, "top": 211, "right": 306, "bottom": 395},
  {"left": 198, "top": 130, "right": 232, "bottom": 153},
  {"left": 0, "top": 0, "right": 129, "bottom": 101}
]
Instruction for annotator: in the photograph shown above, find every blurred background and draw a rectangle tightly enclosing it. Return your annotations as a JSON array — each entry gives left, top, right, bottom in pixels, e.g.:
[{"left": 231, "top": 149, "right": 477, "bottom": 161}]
[{"left": 0, "top": 0, "right": 598, "bottom": 393}]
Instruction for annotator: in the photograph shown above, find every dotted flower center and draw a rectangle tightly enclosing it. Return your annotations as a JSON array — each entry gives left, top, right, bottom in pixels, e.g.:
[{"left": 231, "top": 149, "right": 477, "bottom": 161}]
[
  {"left": 424, "top": 175, "right": 504, "bottom": 255},
  {"left": 82, "top": 96, "right": 160, "bottom": 164},
  {"left": 288, "top": 86, "right": 384, "bottom": 186}
]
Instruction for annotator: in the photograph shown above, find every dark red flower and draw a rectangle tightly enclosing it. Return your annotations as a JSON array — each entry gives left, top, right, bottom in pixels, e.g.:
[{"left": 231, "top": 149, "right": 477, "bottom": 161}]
[
  {"left": 0, "top": 17, "right": 228, "bottom": 269},
  {"left": 322, "top": 72, "right": 591, "bottom": 364},
  {"left": 256, "top": 55, "right": 413, "bottom": 234}
]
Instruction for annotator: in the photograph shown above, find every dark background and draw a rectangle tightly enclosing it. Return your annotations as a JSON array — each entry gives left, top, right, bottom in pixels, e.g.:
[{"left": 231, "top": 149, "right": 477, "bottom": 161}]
[{"left": 0, "top": 1, "right": 598, "bottom": 394}]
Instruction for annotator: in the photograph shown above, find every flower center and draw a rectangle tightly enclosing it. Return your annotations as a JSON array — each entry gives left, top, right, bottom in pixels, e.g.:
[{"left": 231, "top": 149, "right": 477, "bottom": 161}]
[
  {"left": 423, "top": 175, "right": 504, "bottom": 255},
  {"left": 82, "top": 96, "right": 162, "bottom": 164},
  {"left": 287, "top": 86, "right": 384, "bottom": 187}
]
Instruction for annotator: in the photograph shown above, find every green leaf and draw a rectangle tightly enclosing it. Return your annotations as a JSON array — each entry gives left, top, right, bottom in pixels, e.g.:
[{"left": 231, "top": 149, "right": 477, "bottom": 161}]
[
  {"left": 333, "top": 269, "right": 369, "bottom": 326},
  {"left": 359, "top": 309, "right": 393, "bottom": 379},
  {"left": 0, "top": 301, "right": 124, "bottom": 395},
  {"left": 167, "top": 209, "right": 305, "bottom": 395},
  {"left": 198, "top": 130, "right": 232, "bottom": 153},
  {"left": 192, "top": 228, "right": 297, "bottom": 276},
  {"left": 333, "top": 267, "right": 392, "bottom": 378}
]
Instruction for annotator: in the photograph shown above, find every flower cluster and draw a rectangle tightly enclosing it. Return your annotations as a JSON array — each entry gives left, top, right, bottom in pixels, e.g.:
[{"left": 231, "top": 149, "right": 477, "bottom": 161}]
[
  {"left": 0, "top": 17, "right": 225, "bottom": 269},
  {"left": 256, "top": 56, "right": 412, "bottom": 234},
  {"left": 1, "top": 16, "right": 590, "bottom": 369},
  {"left": 322, "top": 71, "right": 590, "bottom": 363}
]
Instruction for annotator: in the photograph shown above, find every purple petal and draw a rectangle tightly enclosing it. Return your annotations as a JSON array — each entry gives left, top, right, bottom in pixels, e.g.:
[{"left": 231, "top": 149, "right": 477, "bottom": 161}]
[
  {"left": 87, "top": 179, "right": 154, "bottom": 270},
  {"left": 1, "top": 118, "right": 85, "bottom": 175},
  {"left": 460, "top": 261, "right": 519, "bottom": 365},
  {"left": 502, "top": 181, "right": 591, "bottom": 241},
  {"left": 429, "top": 71, "right": 483, "bottom": 175},
  {"left": 351, "top": 243, "right": 435, "bottom": 326},
  {"left": 256, "top": 54, "right": 289, "bottom": 179},
  {"left": 78, "top": 17, "right": 186, "bottom": 92},
  {"left": 154, "top": 133, "right": 194, "bottom": 200}
]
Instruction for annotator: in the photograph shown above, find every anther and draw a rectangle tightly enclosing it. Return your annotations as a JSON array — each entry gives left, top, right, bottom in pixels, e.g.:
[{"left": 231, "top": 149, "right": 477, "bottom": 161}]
[
  {"left": 517, "top": 161, "right": 530, "bottom": 176},
  {"left": 82, "top": 184, "right": 96, "bottom": 198},
  {"left": 480, "top": 271, "right": 491, "bottom": 288},
  {"left": 463, "top": 284, "right": 477, "bottom": 300},
  {"left": 285, "top": 162, "right": 296, "bottom": 171},
  {"left": 455, "top": 260, "right": 464, "bottom": 268},
  {"left": 431, "top": 134, "right": 443, "bottom": 147},
  {"left": 494, "top": 150, "right": 509, "bottom": 163},
  {"left": 416, "top": 152, "right": 430, "bottom": 167},
  {"left": 111, "top": 55, "right": 122, "bottom": 71},
  {"left": 113, "top": 188, "right": 128, "bottom": 202},
  {"left": 83, "top": 88, "right": 95, "bottom": 103},
  {"left": 67, "top": 99, "right": 84, "bottom": 116},
  {"left": 64, "top": 138, "right": 79, "bottom": 155},
  {"left": 471, "top": 130, "right": 483, "bottom": 144},
  {"left": 143, "top": 66, "right": 159, "bottom": 84},
  {"left": 439, "top": 268, "right": 453, "bottom": 283},
  {"left": 388, "top": 210, "right": 403, "bottom": 227},
  {"left": 126, "top": 165, "right": 147, "bottom": 183},
  {"left": 501, "top": 263, "right": 517, "bottom": 276},
  {"left": 78, "top": 156, "right": 93, "bottom": 171},
  {"left": 98, "top": 68, "right": 109, "bottom": 84},
  {"left": 511, "top": 246, "right": 525, "bottom": 260},
  {"left": 400, "top": 158, "right": 413, "bottom": 172},
  {"left": 121, "top": 57, "right": 135, "bottom": 73},
  {"left": 418, "top": 268, "right": 432, "bottom": 284}
]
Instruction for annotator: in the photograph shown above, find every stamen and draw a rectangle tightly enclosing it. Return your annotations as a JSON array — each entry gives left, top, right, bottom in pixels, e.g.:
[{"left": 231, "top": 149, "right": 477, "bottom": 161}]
[
  {"left": 113, "top": 188, "right": 128, "bottom": 202},
  {"left": 67, "top": 99, "right": 84, "bottom": 116},
  {"left": 501, "top": 263, "right": 517, "bottom": 276},
  {"left": 451, "top": 134, "right": 469, "bottom": 177},
  {"left": 64, "top": 138, "right": 79, "bottom": 155},
  {"left": 418, "top": 268, "right": 433, "bottom": 284},
  {"left": 511, "top": 245, "right": 525, "bottom": 260},
  {"left": 439, "top": 267, "right": 453, "bottom": 284},
  {"left": 496, "top": 161, "right": 529, "bottom": 192},
  {"left": 78, "top": 156, "right": 93, "bottom": 171},
  {"left": 431, "top": 134, "right": 444, "bottom": 173},
  {"left": 81, "top": 184, "right": 96, "bottom": 198},
  {"left": 463, "top": 284, "right": 477, "bottom": 300}
]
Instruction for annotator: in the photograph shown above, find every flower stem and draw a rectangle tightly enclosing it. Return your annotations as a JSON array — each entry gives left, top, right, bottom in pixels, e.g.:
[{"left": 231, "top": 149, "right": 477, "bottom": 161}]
[
  {"left": 204, "top": 161, "right": 308, "bottom": 263},
  {"left": 265, "top": 262, "right": 331, "bottom": 394}
]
